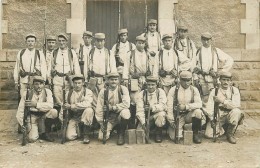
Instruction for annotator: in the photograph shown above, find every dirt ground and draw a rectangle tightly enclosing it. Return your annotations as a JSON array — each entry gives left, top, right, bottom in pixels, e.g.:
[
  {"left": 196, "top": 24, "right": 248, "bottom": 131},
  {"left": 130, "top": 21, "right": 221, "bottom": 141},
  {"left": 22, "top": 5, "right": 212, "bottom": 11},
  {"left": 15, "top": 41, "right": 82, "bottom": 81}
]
[{"left": 0, "top": 110, "right": 260, "bottom": 168}]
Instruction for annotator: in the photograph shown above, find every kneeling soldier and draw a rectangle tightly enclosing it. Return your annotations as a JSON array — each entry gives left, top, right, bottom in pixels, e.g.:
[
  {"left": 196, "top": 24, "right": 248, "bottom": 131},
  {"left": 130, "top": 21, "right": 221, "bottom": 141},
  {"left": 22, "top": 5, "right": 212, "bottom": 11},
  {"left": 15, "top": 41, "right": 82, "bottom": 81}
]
[
  {"left": 136, "top": 76, "right": 167, "bottom": 143},
  {"left": 167, "top": 71, "right": 203, "bottom": 144},
  {"left": 16, "top": 76, "right": 58, "bottom": 142},
  {"left": 206, "top": 72, "right": 243, "bottom": 144},
  {"left": 63, "top": 74, "right": 94, "bottom": 144},
  {"left": 95, "top": 73, "right": 130, "bottom": 145}
]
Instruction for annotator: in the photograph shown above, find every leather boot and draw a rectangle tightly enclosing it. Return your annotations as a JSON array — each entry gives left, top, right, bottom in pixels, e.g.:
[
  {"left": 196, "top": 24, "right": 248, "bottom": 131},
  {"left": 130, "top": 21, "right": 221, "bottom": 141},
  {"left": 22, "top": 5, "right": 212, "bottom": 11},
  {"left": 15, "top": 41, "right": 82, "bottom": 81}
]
[
  {"left": 83, "top": 125, "right": 91, "bottom": 144},
  {"left": 128, "top": 105, "right": 136, "bottom": 129},
  {"left": 192, "top": 117, "right": 202, "bottom": 144},
  {"left": 117, "top": 119, "right": 128, "bottom": 145},
  {"left": 155, "top": 126, "right": 163, "bottom": 143},
  {"left": 226, "top": 124, "right": 236, "bottom": 144},
  {"left": 40, "top": 118, "right": 54, "bottom": 142}
]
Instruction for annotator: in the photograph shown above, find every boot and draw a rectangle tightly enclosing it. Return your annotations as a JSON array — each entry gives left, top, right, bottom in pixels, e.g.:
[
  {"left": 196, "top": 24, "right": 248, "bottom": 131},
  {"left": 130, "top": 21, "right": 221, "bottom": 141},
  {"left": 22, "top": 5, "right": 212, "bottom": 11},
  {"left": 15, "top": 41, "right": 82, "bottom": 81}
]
[
  {"left": 155, "top": 126, "right": 163, "bottom": 143},
  {"left": 192, "top": 117, "right": 202, "bottom": 144},
  {"left": 117, "top": 119, "right": 128, "bottom": 145},
  {"left": 226, "top": 124, "right": 236, "bottom": 144},
  {"left": 40, "top": 118, "right": 54, "bottom": 142},
  {"left": 128, "top": 105, "right": 136, "bottom": 129},
  {"left": 83, "top": 125, "right": 91, "bottom": 144}
]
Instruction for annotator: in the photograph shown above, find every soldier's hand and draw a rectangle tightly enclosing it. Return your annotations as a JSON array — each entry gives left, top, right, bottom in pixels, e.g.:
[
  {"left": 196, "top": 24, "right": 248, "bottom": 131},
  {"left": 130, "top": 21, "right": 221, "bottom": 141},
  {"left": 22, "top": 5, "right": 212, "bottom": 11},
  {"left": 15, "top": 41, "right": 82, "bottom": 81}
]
[
  {"left": 194, "top": 79, "right": 200, "bottom": 88},
  {"left": 25, "top": 100, "right": 32, "bottom": 107},
  {"left": 21, "top": 125, "right": 26, "bottom": 133},
  {"left": 63, "top": 103, "right": 71, "bottom": 110},
  {"left": 108, "top": 104, "right": 113, "bottom": 111},
  {"left": 178, "top": 104, "right": 186, "bottom": 111},
  {"left": 30, "top": 101, "right": 37, "bottom": 107},
  {"left": 170, "top": 69, "right": 178, "bottom": 78},
  {"left": 141, "top": 124, "right": 146, "bottom": 130},
  {"left": 193, "top": 67, "right": 201, "bottom": 74},
  {"left": 15, "top": 83, "right": 19, "bottom": 91},
  {"left": 144, "top": 105, "right": 150, "bottom": 112},
  {"left": 169, "top": 122, "right": 176, "bottom": 129},
  {"left": 70, "top": 104, "right": 77, "bottom": 111},
  {"left": 149, "top": 51, "right": 156, "bottom": 57},
  {"left": 123, "top": 80, "right": 128, "bottom": 87},
  {"left": 213, "top": 96, "right": 224, "bottom": 103},
  {"left": 48, "top": 78, "right": 53, "bottom": 85},
  {"left": 209, "top": 69, "right": 217, "bottom": 77},
  {"left": 211, "top": 120, "right": 216, "bottom": 129}
]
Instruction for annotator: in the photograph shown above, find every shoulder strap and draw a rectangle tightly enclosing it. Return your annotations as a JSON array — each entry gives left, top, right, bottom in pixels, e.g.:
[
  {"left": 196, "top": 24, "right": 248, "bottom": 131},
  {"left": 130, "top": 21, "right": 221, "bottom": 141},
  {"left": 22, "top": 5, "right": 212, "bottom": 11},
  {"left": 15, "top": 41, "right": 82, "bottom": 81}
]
[
  {"left": 104, "top": 48, "right": 110, "bottom": 75},
  {"left": 28, "top": 90, "right": 34, "bottom": 101},
  {"left": 67, "top": 89, "right": 74, "bottom": 104},
  {"left": 52, "top": 49, "right": 59, "bottom": 65},
  {"left": 89, "top": 47, "right": 95, "bottom": 71},
  {"left": 79, "top": 44, "right": 84, "bottom": 61},
  {"left": 130, "top": 50, "right": 136, "bottom": 73},
  {"left": 34, "top": 50, "right": 40, "bottom": 70},
  {"left": 129, "top": 42, "right": 132, "bottom": 51},
  {"left": 190, "top": 86, "right": 195, "bottom": 103},
  {"left": 19, "top": 49, "right": 26, "bottom": 72},
  {"left": 174, "top": 84, "right": 180, "bottom": 106},
  {"left": 143, "top": 89, "right": 148, "bottom": 105},
  {"left": 118, "top": 85, "right": 123, "bottom": 103},
  {"left": 68, "top": 49, "right": 74, "bottom": 74},
  {"left": 156, "top": 88, "right": 159, "bottom": 103},
  {"left": 211, "top": 46, "right": 219, "bottom": 70},
  {"left": 159, "top": 49, "right": 164, "bottom": 70},
  {"left": 42, "top": 88, "right": 47, "bottom": 102}
]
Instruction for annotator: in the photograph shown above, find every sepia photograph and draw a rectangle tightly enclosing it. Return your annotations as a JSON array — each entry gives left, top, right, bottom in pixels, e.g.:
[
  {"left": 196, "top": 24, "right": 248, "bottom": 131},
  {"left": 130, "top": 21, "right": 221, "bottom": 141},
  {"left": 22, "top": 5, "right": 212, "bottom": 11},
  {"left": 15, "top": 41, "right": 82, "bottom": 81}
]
[{"left": 0, "top": 0, "right": 259, "bottom": 167}]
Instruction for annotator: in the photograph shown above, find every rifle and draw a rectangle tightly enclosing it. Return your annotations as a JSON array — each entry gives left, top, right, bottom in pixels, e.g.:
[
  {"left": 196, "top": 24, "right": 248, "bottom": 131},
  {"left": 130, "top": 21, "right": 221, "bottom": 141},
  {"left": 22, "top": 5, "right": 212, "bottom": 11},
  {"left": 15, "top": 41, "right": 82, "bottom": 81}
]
[
  {"left": 144, "top": 89, "right": 151, "bottom": 144},
  {"left": 174, "top": 84, "right": 180, "bottom": 144},
  {"left": 103, "top": 86, "right": 109, "bottom": 144},
  {"left": 61, "top": 57, "right": 69, "bottom": 144},
  {"left": 213, "top": 86, "right": 219, "bottom": 142},
  {"left": 22, "top": 59, "right": 33, "bottom": 146}
]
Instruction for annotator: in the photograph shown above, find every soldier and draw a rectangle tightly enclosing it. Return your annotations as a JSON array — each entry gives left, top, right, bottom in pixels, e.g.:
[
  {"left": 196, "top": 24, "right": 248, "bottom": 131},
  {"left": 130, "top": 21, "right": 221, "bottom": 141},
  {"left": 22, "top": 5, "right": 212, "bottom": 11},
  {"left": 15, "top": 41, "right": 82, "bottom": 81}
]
[
  {"left": 206, "top": 72, "right": 243, "bottom": 144},
  {"left": 173, "top": 25, "right": 197, "bottom": 72},
  {"left": 76, "top": 31, "right": 94, "bottom": 75},
  {"left": 136, "top": 76, "right": 167, "bottom": 143},
  {"left": 95, "top": 73, "right": 130, "bottom": 145},
  {"left": 63, "top": 74, "right": 94, "bottom": 144},
  {"left": 16, "top": 76, "right": 58, "bottom": 142},
  {"left": 14, "top": 34, "right": 47, "bottom": 96},
  {"left": 45, "top": 35, "right": 56, "bottom": 87},
  {"left": 122, "top": 35, "right": 153, "bottom": 128},
  {"left": 87, "top": 33, "right": 117, "bottom": 90},
  {"left": 158, "top": 34, "right": 191, "bottom": 95},
  {"left": 167, "top": 71, "right": 203, "bottom": 144},
  {"left": 111, "top": 28, "right": 136, "bottom": 79},
  {"left": 49, "top": 33, "right": 81, "bottom": 107},
  {"left": 193, "top": 32, "right": 234, "bottom": 107}
]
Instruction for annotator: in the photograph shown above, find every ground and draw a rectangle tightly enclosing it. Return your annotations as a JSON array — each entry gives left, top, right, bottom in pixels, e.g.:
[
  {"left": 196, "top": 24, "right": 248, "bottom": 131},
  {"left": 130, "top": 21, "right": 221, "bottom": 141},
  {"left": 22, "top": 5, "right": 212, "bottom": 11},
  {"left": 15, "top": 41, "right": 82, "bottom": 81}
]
[{"left": 0, "top": 110, "right": 260, "bottom": 168}]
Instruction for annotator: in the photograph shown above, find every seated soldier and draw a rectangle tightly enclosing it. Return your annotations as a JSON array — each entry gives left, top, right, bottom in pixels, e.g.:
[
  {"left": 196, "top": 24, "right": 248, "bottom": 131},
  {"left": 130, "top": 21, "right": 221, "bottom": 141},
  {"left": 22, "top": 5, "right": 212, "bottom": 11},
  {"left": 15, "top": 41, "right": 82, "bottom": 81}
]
[
  {"left": 63, "top": 74, "right": 94, "bottom": 144},
  {"left": 167, "top": 71, "right": 203, "bottom": 144},
  {"left": 16, "top": 76, "right": 58, "bottom": 142},
  {"left": 95, "top": 73, "right": 130, "bottom": 145},
  {"left": 206, "top": 71, "right": 243, "bottom": 144},
  {"left": 136, "top": 76, "right": 167, "bottom": 143}
]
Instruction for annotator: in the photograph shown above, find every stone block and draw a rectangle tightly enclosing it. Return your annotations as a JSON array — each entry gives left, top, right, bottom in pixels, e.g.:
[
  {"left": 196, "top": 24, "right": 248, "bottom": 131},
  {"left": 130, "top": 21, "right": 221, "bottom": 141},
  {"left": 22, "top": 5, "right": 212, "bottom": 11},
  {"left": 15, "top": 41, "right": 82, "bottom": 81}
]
[
  {"left": 249, "top": 82, "right": 260, "bottom": 90},
  {"left": 6, "top": 50, "right": 19, "bottom": 62},
  {"left": 0, "top": 80, "right": 15, "bottom": 91},
  {"left": 232, "top": 62, "right": 251, "bottom": 70},
  {"left": 1, "top": 20, "right": 8, "bottom": 33},
  {"left": 232, "top": 81, "right": 248, "bottom": 90},
  {"left": 0, "top": 91, "right": 18, "bottom": 101},
  {"left": 125, "top": 129, "right": 136, "bottom": 144},
  {"left": 0, "top": 70, "right": 8, "bottom": 79},
  {"left": 183, "top": 123, "right": 192, "bottom": 131},
  {"left": 183, "top": 130, "right": 193, "bottom": 145},
  {"left": 136, "top": 129, "right": 145, "bottom": 144},
  {"left": 0, "top": 50, "right": 7, "bottom": 61},
  {"left": 0, "top": 101, "right": 18, "bottom": 110},
  {"left": 247, "top": 101, "right": 260, "bottom": 109},
  {"left": 240, "top": 91, "right": 260, "bottom": 101},
  {"left": 232, "top": 69, "right": 260, "bottom": 81},
  {"left": 251, "top": 62, "right": 260, "bottom": 69},
  {"left": 0, "top": 62, "right": 15, "bottom": 70},
  {"left": 241, "top": 19, "right": 258, "bottom": 34},
  {"left": 222, "top": 48, "right": 242, "bottom": 61},
  {"left": 241, "top": 49, "right": 260, "bottom": 61}
]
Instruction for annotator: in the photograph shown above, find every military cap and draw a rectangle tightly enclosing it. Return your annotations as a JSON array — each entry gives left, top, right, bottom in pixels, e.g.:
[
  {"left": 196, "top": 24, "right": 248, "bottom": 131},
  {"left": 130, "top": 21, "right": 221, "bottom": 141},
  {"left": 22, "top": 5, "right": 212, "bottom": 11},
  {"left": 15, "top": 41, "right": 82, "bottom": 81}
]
[
  {"left": 72, "top": 74, "right": 85, "bottom": 81},
  {"left": 118, "top": 28, "right": 128, "bottom": 35},
  {"left": 180, "top": 71, "right": 192, "bottom": 79},
  {"left": 148, "top": 19, "right": 157, "bottom": 25},
  {"left": 136, "top": 35, "right": 146, "bottom": 42},
  {"left": 146, "top": 76, "right": 158, "bottom": 82},
  {"left": 94, "top": 33, "right": 106, "bottom": 39},
  {"left": 58, "top": 33, "right": 69, "bottom": 40},
  {"left": 201, "top": 32, "right": 212, "bottom": 39},
  {"left": 177, "top": 24, "right": 188, "bottom": 30},
  {"left": 25, "top": 34, "right": 37, "bottom": 40},
  {"left": 219, "top": 71, "right": 232, "bottom": 79},
  {"left": 33, "top": 76, "right": 45, "bottom": 83},
  {"left": 83, "top": 31, "right": 93, "bottom": 37},
  {"left": 46, "top": 35, "right": 56, "bottom": 41},
  {"left": 107, "top": 72, "right": 119, "bottom": 78},
  {"left": 162, "top": 34, "right": 173, "bottom": 40}
]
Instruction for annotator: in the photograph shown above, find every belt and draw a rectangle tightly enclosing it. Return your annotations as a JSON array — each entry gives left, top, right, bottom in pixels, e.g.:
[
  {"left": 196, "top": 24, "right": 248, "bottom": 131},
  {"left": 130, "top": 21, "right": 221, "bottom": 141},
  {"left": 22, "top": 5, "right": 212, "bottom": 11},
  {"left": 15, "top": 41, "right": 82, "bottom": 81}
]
[
  {"left": 30, "top": 111, "right": 45, "bottom": 116},
  {"left": 219, "top": 106, "right": 231, "bottom": 112},
  {"left": 56, "top": 72, "right": 67, "bottom": 77},
  {"left": 94, "top": 73, "right": 105, "bottom": 77}
]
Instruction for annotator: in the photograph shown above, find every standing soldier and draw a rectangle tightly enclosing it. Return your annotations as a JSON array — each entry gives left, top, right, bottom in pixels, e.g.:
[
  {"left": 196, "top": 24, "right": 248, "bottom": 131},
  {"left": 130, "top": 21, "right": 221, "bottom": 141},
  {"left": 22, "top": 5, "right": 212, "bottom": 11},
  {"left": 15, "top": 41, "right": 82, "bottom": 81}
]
[
  {"left": 173, "top": 25, "right": 197, "bottom": 72},
  {"left": 49, "top": 33, "right": 80, "bottom": 107},
  {"left": 63, "top": 74, "right": 94, "bottom": 144},
  {"left": 193, "top": 32, "right": 233, "bottom": 108},
  {"left": 87, "top": 33, "right": 117, "bottom": 90},
  {"left": 76, "top": 31, "right": 94, "bottom": 76},
  {"left": 167, "top": 71, "right": 203, "bottom": 144},
  {"left": 111, "top": 28, "right": 136, "bottom": 80},
  {"left": 158, "top": 34, "right": 191, "bottom": 95},
  {"left": 136, "top": 76, "right": 167, "bottom": 143},
  {"left": 14, "top": 34, "right": 47, "bottom": 96},
  {"left": 95, "top": 73, "right": 130, "bottom": 145},
  {"left": 122, "top": 35, "right": 153, "bottom": 128},
  {"left": 16, "top": 76, "right": 58, "bottom": 142},
  {"left": 206, "top": 72, "right": 243, "bottom": 144},
  {"left": 45, "top": 35, "right": 56, "bottom": 87}
]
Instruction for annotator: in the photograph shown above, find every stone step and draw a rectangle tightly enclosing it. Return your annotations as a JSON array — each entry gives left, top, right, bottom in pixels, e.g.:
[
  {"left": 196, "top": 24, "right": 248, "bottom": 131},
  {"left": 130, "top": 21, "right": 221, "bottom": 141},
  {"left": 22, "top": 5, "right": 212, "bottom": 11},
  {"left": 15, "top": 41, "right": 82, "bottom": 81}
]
[
  {"left": 0, "top": 101, "right": 18, "bottom": 110},
  {"left": 0, "top": 91, "right": 18, "bottom": 101}
]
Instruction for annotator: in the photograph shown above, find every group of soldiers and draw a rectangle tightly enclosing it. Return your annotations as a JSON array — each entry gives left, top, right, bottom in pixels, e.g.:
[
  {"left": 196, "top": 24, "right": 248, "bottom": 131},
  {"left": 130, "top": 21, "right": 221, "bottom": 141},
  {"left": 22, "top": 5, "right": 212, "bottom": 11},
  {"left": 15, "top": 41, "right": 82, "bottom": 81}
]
[{"left": 14, "top": 19, "right": 244, "bottom": 146}]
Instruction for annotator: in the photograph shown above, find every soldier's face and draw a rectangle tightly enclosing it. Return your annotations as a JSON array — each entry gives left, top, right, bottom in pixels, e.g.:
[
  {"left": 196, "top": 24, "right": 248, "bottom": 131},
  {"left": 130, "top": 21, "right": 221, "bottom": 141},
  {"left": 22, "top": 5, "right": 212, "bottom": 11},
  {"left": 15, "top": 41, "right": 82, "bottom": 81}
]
[
  {"left": 148, "top": 23, "right": 157, "bottom": 32},
  {"left": 119, "top": 33, "right": 128, "bottom": 43},
  {"left": 95, "top": 39, "right": 105, "bottom": 49},
  {"left": 201, "top": 38, "right": 212, "bottom": 48},
  {"left": 26, "top": 37, "right": 36, "bottom": 50},
  {"left": 147, "top": 82, "right": 157, "bottom": 93},
  {"left": 178, "top": 29, "right": 188, "bottom": 39},
  {"left": 163, "top": 38, "right": 173, "bottom": 49},
  {"left": 136, "top": 41, "right": 145, "bottom": 51},
  {"left": 58, "top": 37, "right": 68, "bottom": 49},
  {"left": 33, "top": 82, "right": 44, "bottom": 93},
  {"left": 73, "top": 79, "right": 84, "bottom": 91},
  {"left": 47, "top": 40, "right": 56, "bottom": 50},
  {"left": 108, "top": 77, "right": 119, "bottom": 89},
  {"left": 180, "top": 78, "right": 192, "bottom": 89},
  {"left": 83, "top": 36, "right": 92, "bottom": 46},
  {"left": 220, "top": 77, "right": 231, "bottom": 90}
]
